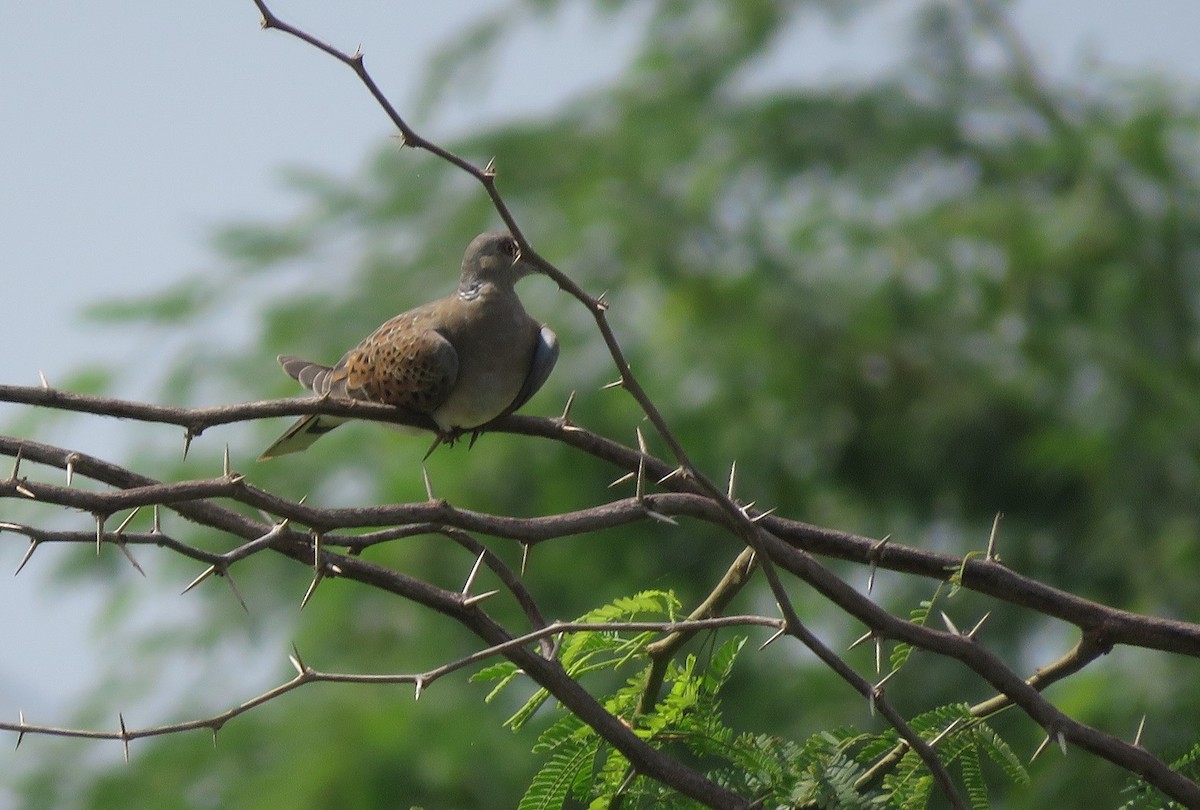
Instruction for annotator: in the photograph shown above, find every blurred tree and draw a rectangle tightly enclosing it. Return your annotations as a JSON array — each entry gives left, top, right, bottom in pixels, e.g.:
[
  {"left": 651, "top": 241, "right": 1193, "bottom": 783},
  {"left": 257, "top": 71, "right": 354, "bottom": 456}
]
[{"left": 10, "top": 0, "right": 1200, "bottom": 807}]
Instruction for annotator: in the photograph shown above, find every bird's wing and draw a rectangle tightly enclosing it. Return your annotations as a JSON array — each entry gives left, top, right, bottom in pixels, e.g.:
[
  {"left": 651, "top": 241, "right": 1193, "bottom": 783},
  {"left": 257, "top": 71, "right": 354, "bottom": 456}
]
[
  {"left": 505, "top": 325, "right": 559, "bottom": 415},
  {"left": 338, "top": 313, "right": 460, "bottom": 413}
]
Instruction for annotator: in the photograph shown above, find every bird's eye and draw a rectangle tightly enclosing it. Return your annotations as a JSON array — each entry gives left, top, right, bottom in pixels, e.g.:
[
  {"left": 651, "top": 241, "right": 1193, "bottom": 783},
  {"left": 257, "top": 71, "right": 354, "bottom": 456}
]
[{"left": 502, "top": 238, "right": 520, "bottom": 258}]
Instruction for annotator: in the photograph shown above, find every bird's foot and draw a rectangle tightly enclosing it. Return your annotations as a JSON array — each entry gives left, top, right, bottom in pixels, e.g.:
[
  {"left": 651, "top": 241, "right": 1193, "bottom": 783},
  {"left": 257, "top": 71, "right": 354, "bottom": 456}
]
[{"left": 422, "top": 427, "right": 472, "bottom": 460}]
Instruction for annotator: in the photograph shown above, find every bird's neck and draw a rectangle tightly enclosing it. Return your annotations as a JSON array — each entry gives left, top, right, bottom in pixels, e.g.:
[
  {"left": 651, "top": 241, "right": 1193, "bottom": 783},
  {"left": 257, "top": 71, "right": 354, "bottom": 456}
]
[{"left": 458, "top": 279, "right": 516, "bottom": 303}]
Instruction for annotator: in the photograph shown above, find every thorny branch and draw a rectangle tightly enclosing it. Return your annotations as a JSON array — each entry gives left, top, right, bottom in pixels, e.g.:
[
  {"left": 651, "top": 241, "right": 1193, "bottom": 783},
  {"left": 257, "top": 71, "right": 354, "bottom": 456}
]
[
  {"left": 0, "top": 3, "right": 1196, "bottom": 808},
  {"left": 4, "top": 394, "right": 1200, "bottom": 805},
  {"left": 0, "top": 617, "right": 781, "bottom": 750}
]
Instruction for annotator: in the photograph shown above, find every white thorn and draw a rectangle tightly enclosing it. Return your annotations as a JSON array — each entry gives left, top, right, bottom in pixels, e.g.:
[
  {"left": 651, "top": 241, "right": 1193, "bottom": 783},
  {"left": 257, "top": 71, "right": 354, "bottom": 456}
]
[
  {"left": 643, "top": 508, "right": 678, "bottom": 526},
  {"left": 966, "top": 611, "right": 991, "bottom": 639},
  {"left": 1031, "top": 733, "right": 1052, "bottom": 763},
  {"left": 656, "top": 467, "right": 684, "bottom": 485},
  {"left": 608, "top": 471, "right": 635, "bottom": 488},
  {"left": 114, "top": 507, "right": 141, "bottom": 535},
  {"left": 462, "top": 551, "right": 487, "bottom": 596},
  {"left": 462, "top": 589, "right": 499, "bottom": 607},
  {"left": 986, "top": 512, "right": 1002, "bottom": 560},
  {"left": 758, "top": 627, "right": 786, "bottom": 651}
]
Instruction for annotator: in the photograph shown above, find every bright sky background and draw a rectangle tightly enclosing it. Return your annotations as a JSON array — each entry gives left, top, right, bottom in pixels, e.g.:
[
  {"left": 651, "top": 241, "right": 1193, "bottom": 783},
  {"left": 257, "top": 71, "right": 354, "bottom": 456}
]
[{"left": 2, "top": 0, "right": 1200, "bottom": 793}]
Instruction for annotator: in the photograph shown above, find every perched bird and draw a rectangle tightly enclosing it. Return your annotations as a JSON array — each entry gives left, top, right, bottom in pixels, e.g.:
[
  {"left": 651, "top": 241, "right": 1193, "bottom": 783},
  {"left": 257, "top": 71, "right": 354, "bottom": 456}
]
[{"left": 259, "top": 231, "right": 558, "bottom": 460}]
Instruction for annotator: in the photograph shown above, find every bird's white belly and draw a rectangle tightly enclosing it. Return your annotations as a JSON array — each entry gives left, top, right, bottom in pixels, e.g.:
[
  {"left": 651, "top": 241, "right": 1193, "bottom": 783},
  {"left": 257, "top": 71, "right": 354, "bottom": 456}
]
[{"left": 433, "top": 367, "right": 524, "bottom": 430}]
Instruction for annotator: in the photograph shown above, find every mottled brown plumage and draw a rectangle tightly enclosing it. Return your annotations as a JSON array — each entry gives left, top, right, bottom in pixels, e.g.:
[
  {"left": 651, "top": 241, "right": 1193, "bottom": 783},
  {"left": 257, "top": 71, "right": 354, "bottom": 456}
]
[{"left": 259, "top": 232, "right": 558, "bottom": 459}]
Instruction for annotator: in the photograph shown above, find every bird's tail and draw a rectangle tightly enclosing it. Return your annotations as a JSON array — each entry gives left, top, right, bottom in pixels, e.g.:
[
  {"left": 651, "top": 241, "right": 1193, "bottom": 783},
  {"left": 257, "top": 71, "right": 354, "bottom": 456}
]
[
  {"left": 258, "top": 413, "right": 347, "bottom": 460},
  {"left": 279, "top": 355, "right": 339, "bottom": 394}
]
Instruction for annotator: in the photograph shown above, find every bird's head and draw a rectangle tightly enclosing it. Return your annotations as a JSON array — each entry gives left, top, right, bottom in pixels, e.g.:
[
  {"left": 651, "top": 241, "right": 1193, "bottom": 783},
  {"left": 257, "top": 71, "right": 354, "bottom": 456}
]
[{"left": 459, "top": 231, "right": 533, "bottom": 293}]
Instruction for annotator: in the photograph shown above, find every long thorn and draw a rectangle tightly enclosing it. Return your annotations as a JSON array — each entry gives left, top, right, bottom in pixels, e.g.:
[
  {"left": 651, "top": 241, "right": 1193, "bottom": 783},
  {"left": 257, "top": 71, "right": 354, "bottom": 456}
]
[
  {"left": 608, "top": 471, "right": 635, "bottom": 488},
  {"left": 224, "top": 568, "right": 248, "bottom": 612},
  {"left": 559, "top": 390, "right": 576, "bottom": 422},
  {"left": 929, "top": 717, "right": 964, "bottom": 747},
  {"left": 750, "top": 506, "right": 778, "bottom": 523},
  {"left": 967, "top": 611, "right": 991, "bottom": 639},
  {"left": 462, "top": 589, "right": 499, "bottom": 607},
  {"left": 635, "top": 453, "right": 646, "bottom": 500},
  {"left": 874, "top": 668, "right": 900, "bottom": 691},
  {"left": 300, "top": 573, "right": 322, "bottom": 610},
  {"left": 14, "top": 540, "right": 39, "bottom": 576},
  {"left": 1030, "top": 732, "right": 1053, "bottom": 763},
  {"left": 114, "top": 507, "right": 142, "bottom": 536},
  {"left": 116, "top": 541, "right": 146, "bottom": 577},
  {"left": 848, "top": 630, "right": 873, "bottom": 651},
  {"left": 867, "top": 535, "right": 891, "bottom": 595},
  {"left": 182, "top": 565, "right": 217, "bottom": 595},
  {"left": 462, "top": 550, "right": 487, "bottom": 596},
  {"left": 656, "top": 466, "right": 684, "bottom": 485},
  {"left": 940, "top": 611, "right": 960, "bottom": 636},
  {"left": 643, "top": 507, "right": 678, "bottom": 525},
  {"left": 119, "top": 713, "right": 130, "bottom": 764},
  {"left": 288, "top": 645, "right": 306, "bottom": 675},
  {"left": 758, "top": 626, "right": 786, "bottom": 651},
  {"left": 986, "top": 512, "right": 1002, "bottom": 560}
]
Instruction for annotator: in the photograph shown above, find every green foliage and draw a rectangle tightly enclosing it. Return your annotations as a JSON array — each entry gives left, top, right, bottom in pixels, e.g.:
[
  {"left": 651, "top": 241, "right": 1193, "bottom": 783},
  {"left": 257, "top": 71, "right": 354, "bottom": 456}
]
[
  {"left": 489, "top": 595, "right": 1028, "bottom": 808},
  {"left": 475, "top": 590, "right": 681, "bottom": 731},
  {"left": 887, "top": 585, "right": 945, "bottom": 673},
  {"left": 1119, "top": 743, "right": 1200, "bottom": 809}
]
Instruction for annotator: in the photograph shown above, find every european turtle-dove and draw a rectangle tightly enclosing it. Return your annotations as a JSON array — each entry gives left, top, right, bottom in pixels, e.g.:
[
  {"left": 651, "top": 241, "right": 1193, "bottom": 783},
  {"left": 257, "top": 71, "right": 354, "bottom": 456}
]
[{"left": 259, "top": 231, "right": 558, "bottom": 459}]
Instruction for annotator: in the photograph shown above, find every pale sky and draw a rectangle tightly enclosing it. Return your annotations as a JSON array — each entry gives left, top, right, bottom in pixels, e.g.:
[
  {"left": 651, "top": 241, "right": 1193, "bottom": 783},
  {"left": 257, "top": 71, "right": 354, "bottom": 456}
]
[{"left": 2, "top": 0, "right": 1200, "bottom": 792}]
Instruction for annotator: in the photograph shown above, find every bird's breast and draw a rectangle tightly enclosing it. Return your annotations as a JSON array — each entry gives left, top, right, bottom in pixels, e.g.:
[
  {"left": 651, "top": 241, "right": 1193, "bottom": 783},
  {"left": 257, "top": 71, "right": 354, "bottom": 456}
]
[{"left": 431, "top": 294, "right": 540, "bottom": 431}]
